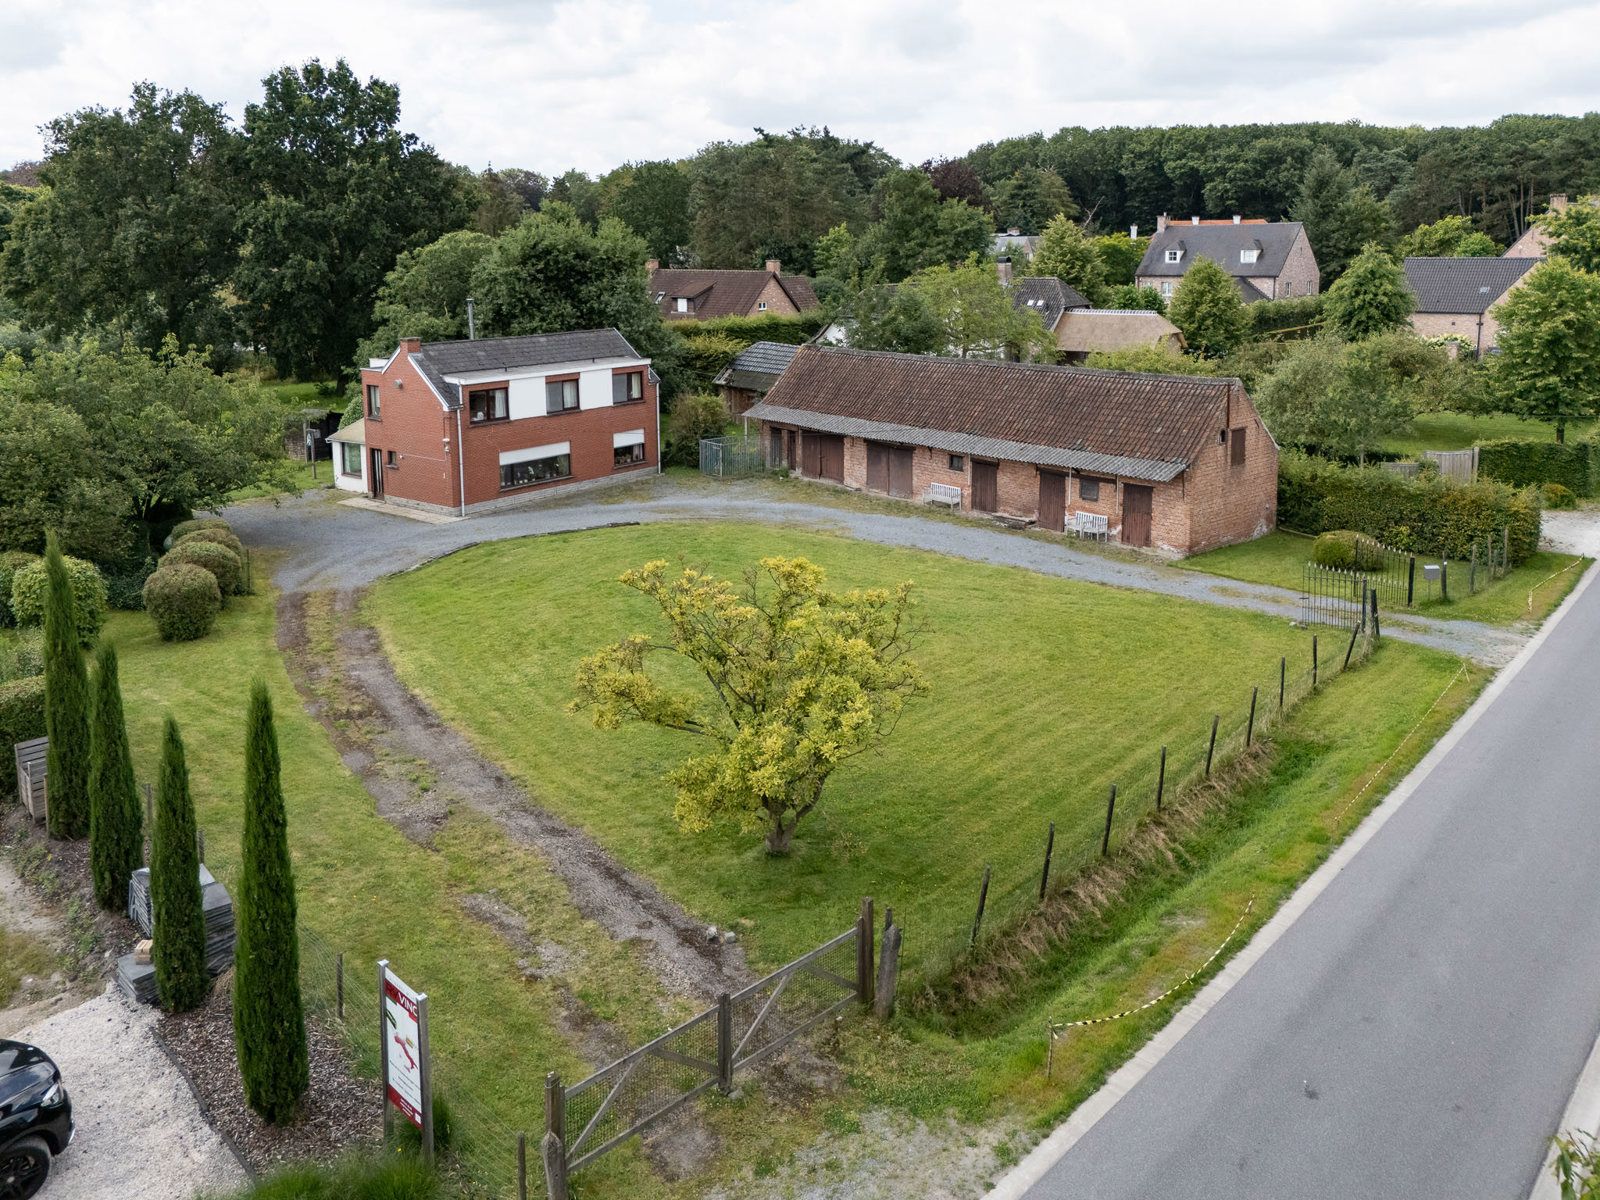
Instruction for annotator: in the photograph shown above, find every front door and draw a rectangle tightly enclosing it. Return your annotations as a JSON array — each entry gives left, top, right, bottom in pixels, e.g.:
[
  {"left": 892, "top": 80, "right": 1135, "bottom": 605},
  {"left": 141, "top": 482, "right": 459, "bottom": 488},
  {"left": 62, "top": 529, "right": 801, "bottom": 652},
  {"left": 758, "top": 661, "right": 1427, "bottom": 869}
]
[
  {"left": 888, "top": 447, "right": 914, "bottom": 497},
  {"left": 1038, "top": 470, "right": 1066, "bottom": 532},
  {"left": 972, "top": 460, "right": 999, "bottom": 512},
  {"left": 369, "top": 449, "right": 385, "bottom": 498},
  {"left": 1123, "top": 484, "right": 1153, "bottom": 547}
]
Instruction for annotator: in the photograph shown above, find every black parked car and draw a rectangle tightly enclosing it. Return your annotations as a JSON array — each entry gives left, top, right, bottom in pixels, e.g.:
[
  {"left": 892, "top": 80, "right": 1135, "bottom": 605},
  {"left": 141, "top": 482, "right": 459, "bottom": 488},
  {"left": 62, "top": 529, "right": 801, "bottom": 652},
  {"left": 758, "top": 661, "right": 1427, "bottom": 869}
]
[{"left": 0, "top": 1040, "right": 72, "bottom": 1199}]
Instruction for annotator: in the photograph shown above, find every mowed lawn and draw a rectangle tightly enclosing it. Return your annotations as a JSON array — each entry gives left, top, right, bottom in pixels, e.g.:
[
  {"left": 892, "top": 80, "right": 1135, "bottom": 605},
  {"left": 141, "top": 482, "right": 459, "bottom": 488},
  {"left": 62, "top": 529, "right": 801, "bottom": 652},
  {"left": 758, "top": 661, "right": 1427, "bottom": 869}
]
[
  {"left": 367, "top": 522, "right": 1322, "bottom": 977},
  {"left": 1180, "top": 530, "right": 1589, "bottom": 626},
  {"left": 1382, "top": 411, "right": 1596, "bottom": 456}
]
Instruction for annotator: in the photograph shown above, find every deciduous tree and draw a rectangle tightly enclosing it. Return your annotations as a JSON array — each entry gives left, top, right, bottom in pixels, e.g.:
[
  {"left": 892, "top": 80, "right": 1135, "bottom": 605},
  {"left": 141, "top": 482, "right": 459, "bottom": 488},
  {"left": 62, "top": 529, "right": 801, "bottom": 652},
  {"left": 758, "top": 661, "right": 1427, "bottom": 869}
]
[
  {"left": 1322, "top": 244, "right": 1414, "bottom": 340},
  {"left": 89, "top": 644, "right": 142, "bottom": 909},
  {"left": 599, "top": 160, "right": 693, "bottom": 264},
  {"left": 1492, "top": 259, "right": 1600, "bottom": 442},
  {"left": 1167, "top": 258, "right": 1248, "bottom": 358},
  {"left": 904, "top": 259, "right": 1052, "bottom": 360},
  {"left": 1026, "top": 215, "right": 1107, "bottom": 304},
  {"left": 1395, "top": 215, "right": 1500, "bottom": 258},
  {"left": 42, "top": 532, "right": 89, "bottom": 839},
  {"left": 571, "top": 557, "right": 929, "bottom": 855},
  {"left": 359, "top": 231, "right": 497, "bottom": 363},
  {"left": 987, "top": 166, "right": 1077, "bottom": 233},
  {"left": 1540, "top": 197, "right": 1600, "bottom": 273},
  {"left": 234, "top": 681, "right": 309, "bottom": 1124},
  {"left": 152, "top": 716, "right": 208, "bottom": 1012}
]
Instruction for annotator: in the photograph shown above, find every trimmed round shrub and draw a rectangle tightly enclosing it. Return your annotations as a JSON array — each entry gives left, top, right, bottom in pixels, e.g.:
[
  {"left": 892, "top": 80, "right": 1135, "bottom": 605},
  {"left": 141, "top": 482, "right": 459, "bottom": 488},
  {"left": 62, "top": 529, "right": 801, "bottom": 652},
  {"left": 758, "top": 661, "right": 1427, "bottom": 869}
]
[
  {"left": 166, "top": 516, "right": 231, "bottom": 548},
  {"left": 1542, "top": 482, "right": 1577, "bottom": 510},
  {"left": 174, "top": 527, "right": 246, "bottom": 561},
  {"left": 163, "top": 539, "right": 243, "bottom": 596},
  {"left": 0, "top": 628, "right": 44, "bottom": 684},
  {"left": 11, "top": 555, "right": 108, "bottom": 645},
  {"left": 0, "top": 551, "right": 40, "bottom": 627},
  {"left": 1311, "top": 530, "right": 1384, "bottom": 571},
  {"left": 143, "top": 563, "right": 222, "bottom": 642}
]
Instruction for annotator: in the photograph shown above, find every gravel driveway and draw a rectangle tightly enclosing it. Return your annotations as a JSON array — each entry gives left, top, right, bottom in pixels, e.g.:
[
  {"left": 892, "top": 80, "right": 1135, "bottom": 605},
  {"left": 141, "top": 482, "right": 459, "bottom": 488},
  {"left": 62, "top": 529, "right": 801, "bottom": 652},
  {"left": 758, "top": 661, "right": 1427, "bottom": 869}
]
[
  {"left": 15, "top": 989, "right": 244, "bottom": 1200},
  {"left": 228, "top": 478, "right": 1526, "bottom": 663}
]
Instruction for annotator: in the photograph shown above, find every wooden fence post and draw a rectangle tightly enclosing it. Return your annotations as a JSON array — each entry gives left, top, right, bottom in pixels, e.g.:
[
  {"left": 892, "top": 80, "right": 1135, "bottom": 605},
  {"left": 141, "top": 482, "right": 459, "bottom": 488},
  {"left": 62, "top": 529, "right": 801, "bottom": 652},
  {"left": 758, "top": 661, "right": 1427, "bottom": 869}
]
[
  {"left": 1246, "top": 687, "right": 1258, "bottom": 747},
  {"left": 970, "top": 867, "right": 991, "bottom": 946},
  {"left": 874, "top": 924, "right": 902, "bottom": 1020},
  {"left": 197, "top": 828, "right": 205, "bottom": 863},
  {"left": 1441, "top": 560, "right": 1449, "bottom": 602},
  {"left": 336, "top": 952, "right": 344, "bottom": 1022},
  {"left": 1370, "top": 590, "right": 1380, "bottom": 641},
  {"left": 1279, "top": 656, "right": 1286, "bottom": 711},
  {"left": 1407, "top": 555, "right": 1415, "bottom": 606},
  {"left": 1100, "top": 784, "right": 1117, "bottom": 857},
  {"left": 143, "top": 782, "right": 154, "bottom": 862},
  {"left": 542, "top": 1130, "right": 567, "bottom": 1200},
  {"left": 1470, "top": 542, "right": 1478, "bottom": 593},
  {"left": 1504, "top": 526, "right": 1510, "bottom": 576},
  {"left": 1343, "top": 619, "right": 1360, "bottom": 670},
  {"left": 857, "top": 897, "right": 875, "bottom": 1008},
  {"left": 1312, "top": 636, "right": 1319, "bottom": 689},
  {"left": 517, "top": 1132, "right": 529, "bottom": 1200},
  {"left": 716, "top": 993, "right": 734, "bottom": 1093},
  {"left": 1155, "top": 746, "right": 1167, "bottom": 811},
  {"left": 1038, "top": 822, "right": 1055, "bottom": 900},
  {"left": 1205, "top": 715, "right": 1219, "bottom": 777}
]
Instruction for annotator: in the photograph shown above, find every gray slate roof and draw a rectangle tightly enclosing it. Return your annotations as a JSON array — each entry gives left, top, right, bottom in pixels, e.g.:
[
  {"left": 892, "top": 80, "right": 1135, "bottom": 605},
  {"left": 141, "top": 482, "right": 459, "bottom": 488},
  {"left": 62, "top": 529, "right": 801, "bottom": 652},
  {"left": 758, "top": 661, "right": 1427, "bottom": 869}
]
[
  {"left": 1138, "top": 222, "right": 1305, "bottom": 279},
  {"left": 713, "top": 340, "right": 800, "bottom": 392},
  {"left": 1011, "top": 276, "right": 1091, "bottom": 329},
  {"left": 411, "top": 329, "right": 642, "bottom": 408},
  {"left": 1404, "top": 256, "right": 1542, "bottom": 314}
]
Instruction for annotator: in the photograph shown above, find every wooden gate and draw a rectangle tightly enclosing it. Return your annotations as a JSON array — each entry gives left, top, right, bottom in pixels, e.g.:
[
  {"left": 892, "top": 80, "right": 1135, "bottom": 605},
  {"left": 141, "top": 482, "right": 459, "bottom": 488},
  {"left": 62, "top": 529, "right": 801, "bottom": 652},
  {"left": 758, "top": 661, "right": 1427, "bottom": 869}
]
[
  {"left": 865, "top": 442, "right": 889, "bottom": 493},
  {"left": 804, "top": 434, "right": 844, "bottom": 482},
  {"left": 971, "top": 460, "right": 999, "bottom": 512},
  {"left": 1122, "top": 484, "right": 1152, "bottom": 547},
  {"left": 1038, "top": 470, "right": 1066, "bottom": 532}
]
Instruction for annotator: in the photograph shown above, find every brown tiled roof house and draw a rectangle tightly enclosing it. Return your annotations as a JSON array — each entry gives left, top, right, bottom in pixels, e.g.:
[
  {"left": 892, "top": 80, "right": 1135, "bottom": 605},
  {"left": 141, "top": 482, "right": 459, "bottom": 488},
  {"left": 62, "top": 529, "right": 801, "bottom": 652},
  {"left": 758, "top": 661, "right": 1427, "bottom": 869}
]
[
  {"left": 746, "top": 346, "right": 1276, "bottom": 555},
  {"left": 649, "top": 259, "right": 819, "bottom": 321}
]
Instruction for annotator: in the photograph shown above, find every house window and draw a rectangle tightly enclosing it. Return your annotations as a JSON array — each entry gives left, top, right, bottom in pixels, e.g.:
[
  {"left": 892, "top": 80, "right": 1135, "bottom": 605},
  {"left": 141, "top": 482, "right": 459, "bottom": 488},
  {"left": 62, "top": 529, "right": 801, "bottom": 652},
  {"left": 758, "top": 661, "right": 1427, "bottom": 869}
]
[
  {"left": 385, "top": 450, "right": 398, "bottom": 468},
  {"left": 1240, "top": 248, "right": 1259, "bottom": 264},
  {"left": 545, "top": 378, "right": 580, "bottom": 414},
  {"left": 1280, "top": 281, "right": 1293, "bottom": 297},
  {"left": 1079, "top": 477, "right": 1101, "bottom": 501},
  {"left": 612, "top": 371, "right": 644, "bottom": 405},
  {"left": 468, "top": 387, "right": 508, "bottom": 423},
  {"left": 501, "top": 452, "right": 571, "bottom": 489},
  {"left": 340, "top": 442, "right": 362, "bottom": 476},
  {"left": 757, "top": 301, "right": 767, "bottom": 311},
  {"left": 366, "top": 384, "right": 381, "bottom": 421},
  {"left": 1230, "top": 426, "right": 1247, "bottom": 468},
  {"left": 948, "top": 454, "right": 964, "bottom": 472},
  {"left": 614, "top": 441, "right": 646, "bottom": 468},
  {"left": 1164, "top": 249, "right": 1182, "bottom": 264},
  {"left": 674, "top": 297, "right": 689, "bottom": 314},
  {"left": 1160, "top": 281, "right": 1174, "bottom": 298}
]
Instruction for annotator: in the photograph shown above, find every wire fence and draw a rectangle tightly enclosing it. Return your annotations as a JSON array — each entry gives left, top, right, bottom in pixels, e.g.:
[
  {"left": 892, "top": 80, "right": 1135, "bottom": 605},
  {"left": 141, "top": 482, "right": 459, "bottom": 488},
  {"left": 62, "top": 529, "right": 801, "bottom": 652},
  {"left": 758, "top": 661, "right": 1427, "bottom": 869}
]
[
  {"left": 698, "top": 434, "right": 767, "bottom": 478},
  {"left": 915, "top": 621, "right": 1378, "bottom": 989}
]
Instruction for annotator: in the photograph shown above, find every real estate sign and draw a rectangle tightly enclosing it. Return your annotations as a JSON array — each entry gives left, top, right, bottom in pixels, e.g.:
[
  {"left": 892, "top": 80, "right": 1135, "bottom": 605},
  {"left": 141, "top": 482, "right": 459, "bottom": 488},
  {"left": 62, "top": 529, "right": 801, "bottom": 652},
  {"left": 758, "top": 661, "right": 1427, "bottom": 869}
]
[{"left": 380, "top": 961, "right": 427, "bottom": 1132}]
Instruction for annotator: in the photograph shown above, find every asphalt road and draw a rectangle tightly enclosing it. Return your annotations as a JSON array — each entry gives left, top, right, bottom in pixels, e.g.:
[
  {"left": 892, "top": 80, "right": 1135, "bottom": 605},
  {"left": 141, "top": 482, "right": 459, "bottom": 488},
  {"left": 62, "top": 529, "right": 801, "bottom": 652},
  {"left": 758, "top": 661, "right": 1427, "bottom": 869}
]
[{"left": 999, "top": 565, "right": 1600, "bottom": 1200}]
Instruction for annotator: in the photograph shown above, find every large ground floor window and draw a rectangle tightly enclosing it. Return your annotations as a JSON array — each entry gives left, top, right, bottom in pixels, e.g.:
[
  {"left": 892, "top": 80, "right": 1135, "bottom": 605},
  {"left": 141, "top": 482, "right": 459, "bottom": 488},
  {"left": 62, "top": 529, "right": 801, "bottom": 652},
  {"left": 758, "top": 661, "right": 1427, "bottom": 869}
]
[
  {"left": 501, "top": 453, "right": 572, "bottom": 489},
  {"left": 340, "top": 442, "right": 362, "bottom": 476}
]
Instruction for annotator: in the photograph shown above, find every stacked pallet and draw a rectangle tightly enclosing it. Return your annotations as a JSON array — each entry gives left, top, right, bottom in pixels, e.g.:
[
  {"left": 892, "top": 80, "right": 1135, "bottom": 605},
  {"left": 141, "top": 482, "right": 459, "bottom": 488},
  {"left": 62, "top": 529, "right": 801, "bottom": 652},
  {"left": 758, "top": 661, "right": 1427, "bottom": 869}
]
[
  {"left": 124, "top": 864, "right": 237, "bottom": 985},
  {"left": 114, "top": 950, "right": 158, "bottom": 1005}
]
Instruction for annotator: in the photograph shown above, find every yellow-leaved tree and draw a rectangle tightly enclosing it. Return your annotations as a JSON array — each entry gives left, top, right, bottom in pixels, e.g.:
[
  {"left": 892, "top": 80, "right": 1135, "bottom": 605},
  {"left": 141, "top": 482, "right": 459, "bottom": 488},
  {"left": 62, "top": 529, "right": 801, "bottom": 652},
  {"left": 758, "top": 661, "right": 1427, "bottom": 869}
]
[{"left": 571, "top": 556, "right": 928, "bottom": 855}]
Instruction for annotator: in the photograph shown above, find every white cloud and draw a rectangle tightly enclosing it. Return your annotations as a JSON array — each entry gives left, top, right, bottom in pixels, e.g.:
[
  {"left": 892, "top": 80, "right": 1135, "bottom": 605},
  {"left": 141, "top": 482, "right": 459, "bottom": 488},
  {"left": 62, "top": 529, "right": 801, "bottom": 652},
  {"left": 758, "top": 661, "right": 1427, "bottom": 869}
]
[{"left": 1, "top": 0, "right": 1598, "bottom": 172}]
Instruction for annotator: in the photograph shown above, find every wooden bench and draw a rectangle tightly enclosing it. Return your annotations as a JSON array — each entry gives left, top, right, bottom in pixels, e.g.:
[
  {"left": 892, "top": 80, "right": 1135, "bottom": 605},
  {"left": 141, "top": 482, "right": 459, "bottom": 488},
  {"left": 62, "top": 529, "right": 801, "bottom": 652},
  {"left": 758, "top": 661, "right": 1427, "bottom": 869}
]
[
  {"left": 924, "top": 482, "right": 962, "bottom": 511},
  {"left": 14, "top": 737, "right": 46, "bottom": 824},
  {"left": 1072, "top": 511, "right": 1109, "bottom": 541}
]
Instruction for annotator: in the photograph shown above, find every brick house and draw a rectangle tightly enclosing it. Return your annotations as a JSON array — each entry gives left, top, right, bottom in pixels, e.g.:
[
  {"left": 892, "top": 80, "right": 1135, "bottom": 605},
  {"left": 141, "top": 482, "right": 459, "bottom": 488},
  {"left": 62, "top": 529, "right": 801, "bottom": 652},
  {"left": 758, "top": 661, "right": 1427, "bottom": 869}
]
[
  {"left": 649, "top": 260, "right": 819, "bottom": 321},
  {"left": 1504, "top": 194, "right": 1581, "bottom": 258},
  {"left": 1008, "top": 277, "right": 1184, "bottom": 360},
  {"left": 712, "top": 341, "right": 800, "bottom": 416},
  {"left": 1136, "top": 215, "right": 1319, "bottom": 303},
  {"left": 1404, "top": 256, "right": 1542, "bottom": 356},
  {"left": 746, "top": 346, "right": 1276, "bottom": 556},
  {"left": 350, "top": 329, "right": 659, "bottom": 516}
]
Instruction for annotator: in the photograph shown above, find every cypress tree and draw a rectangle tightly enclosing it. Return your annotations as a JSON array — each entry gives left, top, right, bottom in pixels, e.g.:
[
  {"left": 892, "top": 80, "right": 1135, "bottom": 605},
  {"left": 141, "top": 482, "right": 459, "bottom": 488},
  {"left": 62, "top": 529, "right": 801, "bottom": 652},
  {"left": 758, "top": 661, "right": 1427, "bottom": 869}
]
[
  {"left": 42, "top": 532, "right": 90, "bottom": 839},
  {"left": 233, "top": 681, "right": 308, "bottom": 1123},
  {"left": 89, "top": 644, "right": 143, "bottom": 911},
  {"left": 151, "top": 716, "right": 209, "bottom": 1012}
]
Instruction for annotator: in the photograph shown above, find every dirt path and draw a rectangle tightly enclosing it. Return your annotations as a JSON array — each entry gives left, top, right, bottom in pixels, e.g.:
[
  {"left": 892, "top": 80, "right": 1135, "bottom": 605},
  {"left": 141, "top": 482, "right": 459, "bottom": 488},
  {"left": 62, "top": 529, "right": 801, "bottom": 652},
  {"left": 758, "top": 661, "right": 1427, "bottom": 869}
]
[{"left": 278, "top": 589, "right": 754, "bottom": 1007}]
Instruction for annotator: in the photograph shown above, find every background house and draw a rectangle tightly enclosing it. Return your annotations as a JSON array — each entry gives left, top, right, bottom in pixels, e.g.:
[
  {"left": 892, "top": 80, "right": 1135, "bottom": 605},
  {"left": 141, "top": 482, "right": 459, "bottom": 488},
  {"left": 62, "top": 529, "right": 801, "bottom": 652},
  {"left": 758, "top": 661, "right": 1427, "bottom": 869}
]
[
  {"left": 746, "top": 345, "right": 1276, "bottom": 555},
  {"left": 1404, "top": 256, "right": 1542, "bottom": 355},
  {"left": 1135, "top": 216, "right": 1319, "bottom": 303},
  {"left": 713, "top": 341, "right": 800, "bottom": 415},
  {"left": 354, "top": 329, "right": 659, "bottom": 515},
  {"left": 1504, "top": 194, "right": 1570, "bottom": 257},
  {"left": 992, "top": 228, "right": 1041, "bottom": 260},
  {"left": 1006, "top": 276, "right": 1183, "bottom": 360},
  {"left": 648, "top": 260, "right": 819, "bottom": 320}
]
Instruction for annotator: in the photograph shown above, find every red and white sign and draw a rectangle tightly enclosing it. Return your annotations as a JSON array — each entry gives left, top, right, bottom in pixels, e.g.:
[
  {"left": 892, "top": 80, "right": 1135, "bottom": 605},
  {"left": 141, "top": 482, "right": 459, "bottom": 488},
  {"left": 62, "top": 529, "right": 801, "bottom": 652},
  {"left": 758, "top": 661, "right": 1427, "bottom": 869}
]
[{"left": 383, "top": 967, "right": 424, "bottom": 1128}]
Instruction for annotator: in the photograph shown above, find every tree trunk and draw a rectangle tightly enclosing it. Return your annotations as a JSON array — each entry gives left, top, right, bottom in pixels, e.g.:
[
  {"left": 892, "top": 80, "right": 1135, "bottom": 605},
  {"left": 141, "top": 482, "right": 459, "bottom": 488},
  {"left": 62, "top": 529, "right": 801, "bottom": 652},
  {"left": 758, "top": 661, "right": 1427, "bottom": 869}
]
[
  {"left": 764, "top": 823, "right": 794, "bottom": 856},
  {"left": 1557, "top": 420, "right": 1567, "bottom": 444}
]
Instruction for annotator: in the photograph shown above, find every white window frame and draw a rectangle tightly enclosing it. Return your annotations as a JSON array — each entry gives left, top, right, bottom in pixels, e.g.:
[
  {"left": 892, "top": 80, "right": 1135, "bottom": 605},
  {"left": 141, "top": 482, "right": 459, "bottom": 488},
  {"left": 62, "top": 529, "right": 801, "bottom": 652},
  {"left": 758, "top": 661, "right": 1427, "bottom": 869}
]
[
  {"left": 1240, "top": 248, "right": 1259, "bottom": 264},
  {"left": 674, "top": 297, "right": 688, "bottom": 313},
  {"left": 1164, "top": 248, "right": 1182, "bottom": 264}
]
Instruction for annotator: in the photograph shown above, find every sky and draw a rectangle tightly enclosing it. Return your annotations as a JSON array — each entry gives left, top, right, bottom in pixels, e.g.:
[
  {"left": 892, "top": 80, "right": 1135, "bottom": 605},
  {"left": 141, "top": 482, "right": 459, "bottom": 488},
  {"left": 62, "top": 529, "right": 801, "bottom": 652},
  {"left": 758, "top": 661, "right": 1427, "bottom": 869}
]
[{"left": 2, "top": 0, "right": 1599, "bottom": 175}]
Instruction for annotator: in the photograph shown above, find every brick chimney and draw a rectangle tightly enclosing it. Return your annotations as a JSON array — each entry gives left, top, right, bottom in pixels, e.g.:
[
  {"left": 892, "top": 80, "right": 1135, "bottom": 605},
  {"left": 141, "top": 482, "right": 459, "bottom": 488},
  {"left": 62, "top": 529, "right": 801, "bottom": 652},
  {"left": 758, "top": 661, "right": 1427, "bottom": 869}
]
[
  {"left": 1156, "top": 213, "right": 1168, "bottom": 234},
  {"left": 1232, "top": 214, "right": 1242, "bottom": 224},
  {"left": 996, "top": 256, "right": 1013, "bottom": 287},
  {"left": 1129, "top": 224, "right": 1139, "bottom": 239},
  {"left": 1551, "top": 193, "right": 1570, "bottom": 212},
  {"left": 399, "top": 337, "right": 421, "bottom": 354},
  {"left": 646, "top": 258, "right": 660, "bottom": 272},
  {"left": 764, "top": 257, "right": 782, "bottom": 275}
]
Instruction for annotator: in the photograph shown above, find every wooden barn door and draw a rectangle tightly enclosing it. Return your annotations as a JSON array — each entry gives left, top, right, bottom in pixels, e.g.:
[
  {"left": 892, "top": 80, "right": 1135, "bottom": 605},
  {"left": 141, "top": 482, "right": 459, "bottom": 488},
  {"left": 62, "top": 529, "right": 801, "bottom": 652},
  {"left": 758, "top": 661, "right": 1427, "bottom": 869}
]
[
  {"left": 888, "top": 447, "right": 914, "bottom": 497},
  {"left": 801, "top": 433, "right": 822, "bottom": 477},
  {"left": 1122, "top": 484, "right": 1153, "bottom": 547},
  {"left": 865, "top": 442, "right": 890, "bottom": 493},
  {"left": 1038, "top": 470, "right": 1066, "bottom": 532},
  {"left": 818, "top": 435, "right": 845, "bottom": 482},
  {"left": 769, "top": 427, "right": 784, "bottom": 467},
  {"left": 784, "top": 430, "right": 796, "bottom": 469},
  {"left": 971, "top": 460, "right": 999, "bottom": 512}
]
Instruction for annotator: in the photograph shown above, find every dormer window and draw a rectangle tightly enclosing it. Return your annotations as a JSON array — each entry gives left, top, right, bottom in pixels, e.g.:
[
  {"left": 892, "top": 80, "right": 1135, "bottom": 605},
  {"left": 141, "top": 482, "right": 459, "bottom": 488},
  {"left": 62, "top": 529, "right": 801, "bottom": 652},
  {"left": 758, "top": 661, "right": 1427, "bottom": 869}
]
[
  {"left": 1240, "top": 248, "right": 1260, "bottom": 264},
  {"left": 674, "top": 297, "right": 688, "bottom": 314},
  {"left": 1164, "top": 248, "right": 1182, "bottom": 264}
]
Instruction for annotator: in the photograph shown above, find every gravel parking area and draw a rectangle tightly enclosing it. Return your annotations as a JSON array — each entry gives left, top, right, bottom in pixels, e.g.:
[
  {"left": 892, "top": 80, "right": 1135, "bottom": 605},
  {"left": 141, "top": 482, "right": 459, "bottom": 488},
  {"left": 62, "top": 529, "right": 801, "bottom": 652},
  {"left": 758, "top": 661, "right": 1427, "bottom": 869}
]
[{"left": 15, "top": 989, "right": 245, "bottom": 1200}]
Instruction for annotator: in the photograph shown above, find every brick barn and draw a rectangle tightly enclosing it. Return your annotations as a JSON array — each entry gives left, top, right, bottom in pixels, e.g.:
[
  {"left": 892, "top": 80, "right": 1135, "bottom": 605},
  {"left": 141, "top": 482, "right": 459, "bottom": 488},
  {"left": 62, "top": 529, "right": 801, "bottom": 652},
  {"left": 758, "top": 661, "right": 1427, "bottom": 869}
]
[
  {"left": 746, "top": 346, "right": 1277, "bottom": 556},
  {"left": 350, "top": 330, "right": 659, "bottom": 516}
]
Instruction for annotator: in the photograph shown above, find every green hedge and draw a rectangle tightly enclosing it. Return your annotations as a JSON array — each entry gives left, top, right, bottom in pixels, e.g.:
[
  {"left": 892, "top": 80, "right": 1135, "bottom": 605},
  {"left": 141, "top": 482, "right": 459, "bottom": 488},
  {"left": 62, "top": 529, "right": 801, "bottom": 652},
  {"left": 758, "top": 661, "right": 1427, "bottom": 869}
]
[
  {"left": 1247, "top": 294, "right": 1324, "bottom": 340},
  {"left": 163, "top": 540, "right": 242, "bottom": 596},
  {"left": 0, "top": 551, "right": 39, "bottom": 626},
  {"left": 1279, "top": 451, "right": 1542, "bottom": 564},
  {"left": 0, "top": 676, "right": 46, "bottom": 801},
  {"left": 143, "top": 563, "right": 222, "bottom": 641},
  {"left": 1477, "top": 438, "right": 1598, "bottom": 497},
  {"left": 11, "top": 555, "right": 109, "bottom": 645}
]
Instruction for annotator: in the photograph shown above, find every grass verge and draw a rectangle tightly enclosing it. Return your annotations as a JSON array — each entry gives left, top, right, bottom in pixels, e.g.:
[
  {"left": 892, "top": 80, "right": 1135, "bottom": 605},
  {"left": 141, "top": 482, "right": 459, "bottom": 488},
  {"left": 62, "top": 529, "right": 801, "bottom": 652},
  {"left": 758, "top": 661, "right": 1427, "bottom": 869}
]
[{"left": 1381, "top": 411, "right": 1595, "bottom": 455}]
